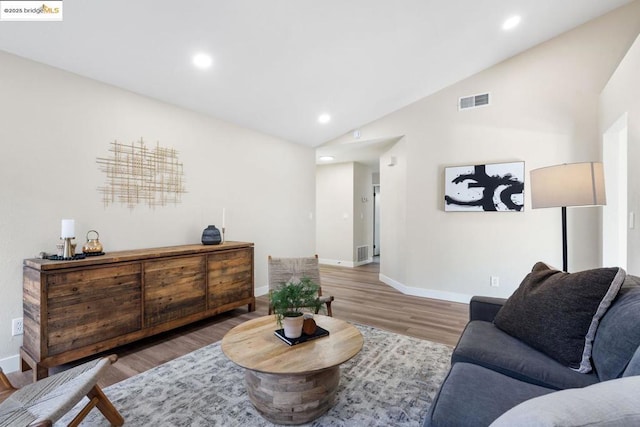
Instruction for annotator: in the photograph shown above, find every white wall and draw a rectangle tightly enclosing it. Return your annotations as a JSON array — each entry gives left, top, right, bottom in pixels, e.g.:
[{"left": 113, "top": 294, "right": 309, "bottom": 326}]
[
  {"left": 0, "top": 51, "right": 316, "bottom": 371},
  {"left": 379, "top": 141, "right": 408, "bottom": 288},
  {"left": 600, "top": 34, "right": 640, "bottom": 275},
  {"left": 316, "top": 163, "right": 354, "bottom": 264},
  {"left": 327, "top": 2, "right": 640, "bottom": 302}
]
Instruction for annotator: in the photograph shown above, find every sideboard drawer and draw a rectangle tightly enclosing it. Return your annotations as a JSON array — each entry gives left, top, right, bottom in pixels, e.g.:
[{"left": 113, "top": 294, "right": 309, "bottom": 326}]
[{"left": 46, "top": 264, "right": 142, "bottom": 355}]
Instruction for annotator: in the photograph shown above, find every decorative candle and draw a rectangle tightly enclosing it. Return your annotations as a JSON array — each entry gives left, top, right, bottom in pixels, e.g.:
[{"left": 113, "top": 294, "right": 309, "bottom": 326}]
[
  {"left": 222, "top": 208, "right": 226, "bottom": 228},
  {"left": 61, "top": 219, "right": 75, "bottom": 238}
]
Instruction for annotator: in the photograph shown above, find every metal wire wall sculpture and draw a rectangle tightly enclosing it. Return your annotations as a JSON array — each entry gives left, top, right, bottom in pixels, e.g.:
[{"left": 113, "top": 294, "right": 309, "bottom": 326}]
[{"left": 97, "top": 138, "right": 186, "bottom": 209}]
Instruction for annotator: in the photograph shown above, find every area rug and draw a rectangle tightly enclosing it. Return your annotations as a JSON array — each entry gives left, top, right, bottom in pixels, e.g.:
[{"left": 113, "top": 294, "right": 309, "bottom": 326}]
[{"left": 57, "top": 324, "right": 452, "bottom": 426}]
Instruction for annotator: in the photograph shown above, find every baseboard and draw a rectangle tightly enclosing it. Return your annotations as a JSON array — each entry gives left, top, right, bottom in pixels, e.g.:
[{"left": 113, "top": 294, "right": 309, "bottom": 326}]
[
  {"left": 354, "top": 257, "right": 373, "bottom": 267},
  {"left": 319, "top": 258, "right": 373, "bottom": 267},
  {"left": 255, "top": 285, "right": 269, "bottom": 297},
  {"left": 379, "top": 273, "right": 472, "bottom": 304},
  {"left": 0, "top": 354, "right": 21, "bottom": 374},
  {"left": 318, "top": 258, "right": 355, "bottom": 268}
]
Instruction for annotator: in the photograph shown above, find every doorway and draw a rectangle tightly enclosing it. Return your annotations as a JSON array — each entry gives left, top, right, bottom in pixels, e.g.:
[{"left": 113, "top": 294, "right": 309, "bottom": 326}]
[
  {"left": 373, "top": 184, "right": 381, "bottom": 258},
  {"left": 602, "top": 113, "right": 628, "bottom": 269}
]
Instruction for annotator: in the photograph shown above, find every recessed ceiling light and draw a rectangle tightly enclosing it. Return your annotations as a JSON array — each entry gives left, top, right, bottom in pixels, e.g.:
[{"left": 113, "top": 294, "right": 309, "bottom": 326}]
[
  {"left": 319, "top": 156, "right": 334, "bottom": 161},
  {"left": 193, "top": 53, "right": 213, "bottom": 69},
  {"left": 318, "top": 113, "right": 331, "bottom": 124},
  {"left": 502, "top": 15, "right": 521, "bottom": 31}
]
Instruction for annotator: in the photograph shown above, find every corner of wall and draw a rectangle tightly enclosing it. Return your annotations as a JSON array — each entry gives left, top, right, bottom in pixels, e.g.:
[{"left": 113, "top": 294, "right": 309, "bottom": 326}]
[{"left": 378, "top": 274, "right": 471, "bottom": 304}]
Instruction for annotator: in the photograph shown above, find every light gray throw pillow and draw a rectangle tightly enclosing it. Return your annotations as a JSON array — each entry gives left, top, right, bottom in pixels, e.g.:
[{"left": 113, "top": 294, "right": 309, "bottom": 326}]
[{"left": 490, "top": 376, "right": 640, "bottom": 427}]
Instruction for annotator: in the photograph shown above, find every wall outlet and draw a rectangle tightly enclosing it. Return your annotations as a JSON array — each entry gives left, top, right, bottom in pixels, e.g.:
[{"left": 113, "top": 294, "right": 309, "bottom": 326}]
[
  {"left": 490, "top": 276, "right": 500, "bottom": 287},
  {"left": 12, "top": 317, "right": 24, "bottom": 336}
]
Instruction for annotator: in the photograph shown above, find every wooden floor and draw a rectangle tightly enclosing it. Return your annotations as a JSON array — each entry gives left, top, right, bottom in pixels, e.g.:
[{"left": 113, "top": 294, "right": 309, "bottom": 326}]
[{"left": 7, "top": 260, "right": 469, "bottom": 388}]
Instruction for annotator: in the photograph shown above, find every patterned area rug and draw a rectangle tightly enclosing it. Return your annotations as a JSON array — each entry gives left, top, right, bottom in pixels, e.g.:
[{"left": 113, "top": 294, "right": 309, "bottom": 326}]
[{"left": 57, "top": 324, "right": 452, "bottom": 426}]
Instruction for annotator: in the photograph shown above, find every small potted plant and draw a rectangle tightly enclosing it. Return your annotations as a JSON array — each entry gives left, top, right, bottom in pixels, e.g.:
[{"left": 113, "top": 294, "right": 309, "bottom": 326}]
[{"left": 270, "top": 277, "right": 323, "bottom": 338}]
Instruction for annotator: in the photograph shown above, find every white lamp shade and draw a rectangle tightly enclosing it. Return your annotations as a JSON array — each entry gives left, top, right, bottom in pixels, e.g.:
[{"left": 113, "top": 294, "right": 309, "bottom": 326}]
[{"left": 530, "top": 162, "right": 606, "bottom": 209}]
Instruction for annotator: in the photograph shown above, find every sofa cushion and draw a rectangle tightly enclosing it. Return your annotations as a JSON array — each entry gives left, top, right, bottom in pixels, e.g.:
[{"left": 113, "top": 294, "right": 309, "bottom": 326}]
[
  {"left": 623, "top": 346, "right": 640, "bottom": 377},
  {"left": 424, "top": 362, "right": 553, "bottom": 427},
  {"left": 452, "top": 321, "right": 599, "bottom": 390},
  {"left": 489, "top": 375, "right": 640, "bottom": 427},
  {"left": 592, "top": 277, "right": 640, "bottom": 380},
  {"left": 494, "top": 262, "right": 625, "bottom": 373}
]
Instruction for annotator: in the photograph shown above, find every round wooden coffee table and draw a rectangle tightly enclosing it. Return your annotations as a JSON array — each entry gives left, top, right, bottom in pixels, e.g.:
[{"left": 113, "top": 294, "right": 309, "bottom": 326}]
[{"left": 221, "top": 315, "right": 363, "bottom": 425}]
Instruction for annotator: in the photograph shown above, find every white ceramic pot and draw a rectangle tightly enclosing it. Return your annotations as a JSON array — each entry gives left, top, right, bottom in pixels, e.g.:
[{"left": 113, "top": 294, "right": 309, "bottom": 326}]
[{"left": 283, "top": 314, "right": 304, "bottom": 338}]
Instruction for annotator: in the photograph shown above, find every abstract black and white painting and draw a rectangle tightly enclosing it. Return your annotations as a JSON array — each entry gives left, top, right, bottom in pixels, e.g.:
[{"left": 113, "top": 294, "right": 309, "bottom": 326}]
[{"left": 444, "top": 162, "right": 524, "bottom": 212}]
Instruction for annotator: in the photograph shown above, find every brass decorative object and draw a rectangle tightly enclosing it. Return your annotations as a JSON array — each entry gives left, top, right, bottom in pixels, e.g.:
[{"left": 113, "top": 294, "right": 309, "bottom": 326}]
[
  {"left": 97, "top": 138, "right": 186, "bottom": 209},
  {"left": 82, "top": 230, "right": 104, "bottom": 254}
]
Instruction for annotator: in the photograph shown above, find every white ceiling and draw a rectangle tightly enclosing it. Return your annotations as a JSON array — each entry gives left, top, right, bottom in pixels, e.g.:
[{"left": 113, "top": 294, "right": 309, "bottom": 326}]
[{"left": 0, "top": 1, "right": 632, "bottom": 148}]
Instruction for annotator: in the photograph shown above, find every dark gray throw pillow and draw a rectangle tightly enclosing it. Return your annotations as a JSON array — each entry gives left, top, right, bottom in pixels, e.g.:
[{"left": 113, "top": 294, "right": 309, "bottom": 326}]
[{"left": 494, "top": 262, "right": 625, "bottom": 373}]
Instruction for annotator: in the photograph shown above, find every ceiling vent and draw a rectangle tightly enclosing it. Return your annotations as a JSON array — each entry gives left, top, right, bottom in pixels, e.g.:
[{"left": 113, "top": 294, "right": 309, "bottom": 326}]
[{"left": 459, "top": 93, "right": 490, "bottom": 111}]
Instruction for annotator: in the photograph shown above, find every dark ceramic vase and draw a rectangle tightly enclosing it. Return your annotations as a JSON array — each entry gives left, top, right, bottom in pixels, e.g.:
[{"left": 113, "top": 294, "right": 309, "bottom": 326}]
[{"left": 201, "top": 225, "right": 222, "bottom": 245}]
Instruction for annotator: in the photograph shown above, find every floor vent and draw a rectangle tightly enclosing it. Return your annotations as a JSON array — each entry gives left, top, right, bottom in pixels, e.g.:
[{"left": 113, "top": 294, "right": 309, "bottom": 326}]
[
  {"left": 356, "top": 245, "right": 369, "bottom": 262},
  {"left": 459, "top": 93, "right": 490, "bottom": 111}
]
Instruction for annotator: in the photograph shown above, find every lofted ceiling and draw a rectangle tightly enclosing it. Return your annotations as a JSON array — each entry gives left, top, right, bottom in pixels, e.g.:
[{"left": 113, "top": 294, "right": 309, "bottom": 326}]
[{"left": 0, "top": 1, "right": 632, "bottom": 150}]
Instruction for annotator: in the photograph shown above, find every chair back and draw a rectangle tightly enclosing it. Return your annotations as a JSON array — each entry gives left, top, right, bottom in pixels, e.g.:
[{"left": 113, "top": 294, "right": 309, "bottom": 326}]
[{"left": 268, "top": 255, "right": 322, "bottom": 294}]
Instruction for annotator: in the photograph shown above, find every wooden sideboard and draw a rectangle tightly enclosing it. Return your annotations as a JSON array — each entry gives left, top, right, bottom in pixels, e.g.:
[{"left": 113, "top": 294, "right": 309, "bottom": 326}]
[{"left": 21, "top": 242, "right": 255, "bottom": 380}]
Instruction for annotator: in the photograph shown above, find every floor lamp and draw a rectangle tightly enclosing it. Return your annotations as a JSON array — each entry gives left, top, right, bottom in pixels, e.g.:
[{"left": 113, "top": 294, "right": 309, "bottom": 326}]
[{"left": 530, "top": 162, "right": 606, "bottom": 272}]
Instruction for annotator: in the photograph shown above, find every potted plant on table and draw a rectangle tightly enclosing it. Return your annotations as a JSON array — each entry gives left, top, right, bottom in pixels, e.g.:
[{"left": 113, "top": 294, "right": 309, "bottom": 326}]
[{"left": 270, "top": 277, "right": 323, "bottom": 338}]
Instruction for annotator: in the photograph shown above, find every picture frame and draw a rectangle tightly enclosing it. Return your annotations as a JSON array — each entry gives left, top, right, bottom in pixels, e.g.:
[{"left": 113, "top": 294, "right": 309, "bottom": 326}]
[{"left": 444, "top": 161, "right": 524, "bottom": 212}]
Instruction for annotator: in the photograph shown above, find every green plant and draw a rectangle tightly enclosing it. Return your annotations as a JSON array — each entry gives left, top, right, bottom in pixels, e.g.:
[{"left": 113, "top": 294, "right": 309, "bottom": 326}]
[{"left": 269, "top": 277, "right": 323, "bottom": 327}]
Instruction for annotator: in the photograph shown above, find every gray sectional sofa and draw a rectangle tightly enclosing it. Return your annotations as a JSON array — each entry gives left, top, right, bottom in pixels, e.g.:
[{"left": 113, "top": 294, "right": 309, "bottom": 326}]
[{"left": 424, "top": 264, "right": 640, "bottom": 427}]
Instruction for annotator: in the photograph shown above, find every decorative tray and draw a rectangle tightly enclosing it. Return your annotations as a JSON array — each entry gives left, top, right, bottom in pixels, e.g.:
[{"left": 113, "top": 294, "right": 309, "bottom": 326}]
[
  {"left": 47, "top": 252, "right": 106, "bottom": 261},
  {"left": 274, "top": 326, "right": 330, "bottom": 346}
]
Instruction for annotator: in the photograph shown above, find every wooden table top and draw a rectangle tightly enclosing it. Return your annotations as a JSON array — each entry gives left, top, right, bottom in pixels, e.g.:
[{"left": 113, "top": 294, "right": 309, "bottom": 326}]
[
  {"left": 24, "top": 242, "right": 254, "bottom": 271},
  {"left": 221, "top": 315, "right": 363, "bottom": 375}
]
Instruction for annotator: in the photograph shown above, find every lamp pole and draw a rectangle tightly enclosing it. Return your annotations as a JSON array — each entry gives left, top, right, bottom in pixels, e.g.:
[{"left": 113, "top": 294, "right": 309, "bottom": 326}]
[{"left": 561, "top": 206, "right": 568, "bottom": 272}]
